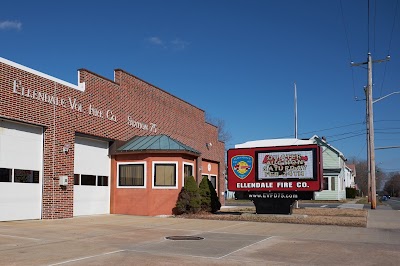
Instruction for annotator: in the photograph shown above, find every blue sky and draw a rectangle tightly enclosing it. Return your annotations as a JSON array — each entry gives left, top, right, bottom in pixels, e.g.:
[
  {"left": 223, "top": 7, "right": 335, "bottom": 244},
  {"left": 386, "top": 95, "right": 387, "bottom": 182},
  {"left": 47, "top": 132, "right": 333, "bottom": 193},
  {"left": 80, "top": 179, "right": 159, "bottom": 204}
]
[{"left": 1, "top": 0, "right": 400, "bottom": 173}]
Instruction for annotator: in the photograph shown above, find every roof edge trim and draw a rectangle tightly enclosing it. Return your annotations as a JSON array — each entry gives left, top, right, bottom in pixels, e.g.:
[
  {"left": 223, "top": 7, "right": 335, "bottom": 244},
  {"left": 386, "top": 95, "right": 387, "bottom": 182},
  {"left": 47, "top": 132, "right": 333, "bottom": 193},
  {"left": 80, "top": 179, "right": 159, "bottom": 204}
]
[{"left": 0, "top": 57, "right": 85, "bottom": 92}]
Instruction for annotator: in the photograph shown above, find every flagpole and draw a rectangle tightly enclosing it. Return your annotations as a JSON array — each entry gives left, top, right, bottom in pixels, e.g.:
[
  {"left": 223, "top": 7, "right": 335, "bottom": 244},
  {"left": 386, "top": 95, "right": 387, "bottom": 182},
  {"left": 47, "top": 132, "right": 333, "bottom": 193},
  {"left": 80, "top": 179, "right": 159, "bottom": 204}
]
[{"left": 294, "top": 82, "right": 298, "bottom": 139}]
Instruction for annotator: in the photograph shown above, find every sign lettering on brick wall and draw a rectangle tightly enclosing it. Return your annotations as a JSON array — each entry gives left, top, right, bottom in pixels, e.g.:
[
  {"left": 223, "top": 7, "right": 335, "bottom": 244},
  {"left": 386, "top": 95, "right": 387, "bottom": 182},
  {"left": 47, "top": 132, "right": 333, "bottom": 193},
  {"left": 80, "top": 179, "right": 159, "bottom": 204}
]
[{"left": 12, "top": 80, "right": 156, "bottom": 129}]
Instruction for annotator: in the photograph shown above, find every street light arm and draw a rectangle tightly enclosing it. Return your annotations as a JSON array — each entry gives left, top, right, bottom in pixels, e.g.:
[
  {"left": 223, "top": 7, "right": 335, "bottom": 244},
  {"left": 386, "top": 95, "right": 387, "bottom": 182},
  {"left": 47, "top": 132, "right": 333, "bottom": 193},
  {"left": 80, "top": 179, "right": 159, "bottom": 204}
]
[{"left": 373, "top": 91, "right": 400, "bottom": 104}]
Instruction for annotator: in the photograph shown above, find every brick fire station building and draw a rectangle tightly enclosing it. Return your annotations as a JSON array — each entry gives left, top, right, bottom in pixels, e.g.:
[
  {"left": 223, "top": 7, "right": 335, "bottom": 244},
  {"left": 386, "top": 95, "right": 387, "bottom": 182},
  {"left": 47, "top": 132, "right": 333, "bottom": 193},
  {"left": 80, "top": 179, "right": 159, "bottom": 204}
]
[{"left": 0, "top": 57, "right": 225, "bottom": 221}]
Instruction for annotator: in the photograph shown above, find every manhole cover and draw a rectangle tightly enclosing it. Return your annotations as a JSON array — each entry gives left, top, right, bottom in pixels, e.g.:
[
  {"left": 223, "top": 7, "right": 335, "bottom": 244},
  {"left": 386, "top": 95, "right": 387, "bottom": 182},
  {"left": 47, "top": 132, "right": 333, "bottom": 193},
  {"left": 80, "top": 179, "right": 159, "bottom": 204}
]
[{"left": 165, "top": 236, "right": 204, "bottom": 240}]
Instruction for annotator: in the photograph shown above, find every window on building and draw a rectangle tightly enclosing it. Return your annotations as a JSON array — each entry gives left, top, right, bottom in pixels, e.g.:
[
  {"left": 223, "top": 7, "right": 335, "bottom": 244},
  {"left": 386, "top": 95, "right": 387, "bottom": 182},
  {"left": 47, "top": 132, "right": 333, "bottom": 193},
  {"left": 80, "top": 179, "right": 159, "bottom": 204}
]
[
  {"left": 210, "top": 175, "right": 217, "bottom": 189},
  {"left": 81, "top": 175, "right": 96, "bottom": 186},
  {"left": 74, "top": 174, "right": 80, "bottom": 185},
  {"left": 119, "top": 164, "right": 145, "bottom": 186},
  {"left": 14, "top": 169, "right": 39, "bottom": 183},
  {"left": 202, "top": 174, "right": 208, "bottom": 180},
  {"left": 98, "top": 176, "right": 108, "bottom": 186},
  {"left": 0, "top": 168, "right": 12, "bottom": 182},
  {"left": 331, "top": 176, "right": 336, "bottom": 191},
  {"left": 323, "top": 177, "right": 329, "bottom": 190},
  {"left": 154, "top": 163, "right": 176, "bottom": 187},
  {"left": 184, "top": 164, "right": 193, "bottom": 178}
]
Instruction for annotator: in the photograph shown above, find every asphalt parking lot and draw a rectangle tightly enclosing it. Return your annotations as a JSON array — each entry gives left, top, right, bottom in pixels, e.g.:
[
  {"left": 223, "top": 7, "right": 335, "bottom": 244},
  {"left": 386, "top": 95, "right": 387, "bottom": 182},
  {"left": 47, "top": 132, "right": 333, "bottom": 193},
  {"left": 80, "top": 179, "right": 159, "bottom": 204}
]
[{"left": 1, "top": 209, "right": 400, "bottom": 266}]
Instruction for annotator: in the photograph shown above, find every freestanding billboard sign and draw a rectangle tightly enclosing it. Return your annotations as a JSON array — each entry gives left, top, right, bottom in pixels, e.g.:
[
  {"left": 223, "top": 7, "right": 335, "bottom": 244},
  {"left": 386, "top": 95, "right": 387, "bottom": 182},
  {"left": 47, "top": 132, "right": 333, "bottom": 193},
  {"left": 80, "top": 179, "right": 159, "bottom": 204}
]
[
  {"left": 228, "top": 144, "right": 323, "bottom": 194},
  {"left": 228, "top": 144, "right": 323, "bottom": 213}
]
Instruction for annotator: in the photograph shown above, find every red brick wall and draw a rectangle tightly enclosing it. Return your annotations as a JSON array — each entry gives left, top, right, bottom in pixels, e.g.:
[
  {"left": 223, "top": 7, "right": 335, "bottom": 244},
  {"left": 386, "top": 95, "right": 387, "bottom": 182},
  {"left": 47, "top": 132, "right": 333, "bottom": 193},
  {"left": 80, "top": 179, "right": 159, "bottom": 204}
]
[
  {"left": 0, "top": 59, "right": 225, "bottom": 219},
  {"left": 111, "top": 153, "right": 197, "bottom": 216}
]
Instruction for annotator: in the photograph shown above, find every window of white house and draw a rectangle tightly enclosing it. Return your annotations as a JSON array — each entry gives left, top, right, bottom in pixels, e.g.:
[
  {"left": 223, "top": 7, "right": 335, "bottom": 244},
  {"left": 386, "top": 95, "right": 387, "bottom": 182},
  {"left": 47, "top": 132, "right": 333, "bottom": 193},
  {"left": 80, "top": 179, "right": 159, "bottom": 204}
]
[
  {"left": 323, "top": 177, "right": 329, "bottom": 190},
  {"left": 153, "top": 162, "right": 178, "bottom": 189},
  {"left": 118, "top": 163, "right": 146, "bottom": 187},
  {"left": 331, "top": 177, "right": 336, "bottom": 191}
]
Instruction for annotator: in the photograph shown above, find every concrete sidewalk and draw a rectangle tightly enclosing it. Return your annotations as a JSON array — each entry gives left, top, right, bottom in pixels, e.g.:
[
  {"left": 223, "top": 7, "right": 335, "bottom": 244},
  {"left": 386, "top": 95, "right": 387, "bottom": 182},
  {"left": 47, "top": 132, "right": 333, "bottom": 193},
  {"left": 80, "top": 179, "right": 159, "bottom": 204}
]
[
  {"left": 367, "top": 205, "right": 400, "bottom": 229},
  {"left": 0, "top": 207, "right": 399, "bottom": 265},
  {"left": 337, "top": 203, "right": 364, "bottom": 209}
]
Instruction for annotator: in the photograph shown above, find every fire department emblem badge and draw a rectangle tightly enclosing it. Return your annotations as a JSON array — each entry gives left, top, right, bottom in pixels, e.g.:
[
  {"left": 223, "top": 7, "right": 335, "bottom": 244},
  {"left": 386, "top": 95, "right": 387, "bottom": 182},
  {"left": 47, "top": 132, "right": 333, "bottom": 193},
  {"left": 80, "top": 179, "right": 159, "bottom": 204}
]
[{"left": 231, "top": 155, "right": 253, "bottom": 179}]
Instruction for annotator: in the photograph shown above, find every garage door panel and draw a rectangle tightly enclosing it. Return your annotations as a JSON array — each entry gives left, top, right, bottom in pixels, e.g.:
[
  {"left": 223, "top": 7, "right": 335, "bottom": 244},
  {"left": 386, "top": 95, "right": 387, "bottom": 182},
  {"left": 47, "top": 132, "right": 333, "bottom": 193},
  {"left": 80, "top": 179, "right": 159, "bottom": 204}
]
[
  {"left": 0, "top": 120, "right": 42, "bottom": 170},
  {"left": 0, "top": 183, "right": 42, "bottom": 221},
  {"left": 73, "top": 186, "right": 110, "bottom": 216},
  {"left": 74, "top": 137, "right": 109, "bottom": 175},
  {"left": 74, "top": 136, "right": 110, "bottom": 217},
  {"left": 0, "top": 120, "right": 43, "bottom": 221}
]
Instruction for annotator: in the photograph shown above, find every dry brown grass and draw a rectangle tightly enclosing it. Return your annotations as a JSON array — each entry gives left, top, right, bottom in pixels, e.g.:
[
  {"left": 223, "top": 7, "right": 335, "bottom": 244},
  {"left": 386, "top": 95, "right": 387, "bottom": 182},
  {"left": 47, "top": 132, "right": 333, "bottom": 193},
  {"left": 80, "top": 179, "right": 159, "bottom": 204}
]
[{"left": 178, "top": 207, "right": 368, "bottom": 227}]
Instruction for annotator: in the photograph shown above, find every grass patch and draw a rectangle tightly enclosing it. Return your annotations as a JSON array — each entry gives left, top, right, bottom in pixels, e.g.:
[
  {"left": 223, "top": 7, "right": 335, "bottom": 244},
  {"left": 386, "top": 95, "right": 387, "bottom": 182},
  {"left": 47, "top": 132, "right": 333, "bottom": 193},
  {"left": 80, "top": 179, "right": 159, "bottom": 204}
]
[
  {"left": 356, "top": 196, "right": 385, "bottom": 205},
  {"left": 225, "top": 199, "right": 252, "bottom": 204},
  {"left": 356, "top": 197, "right": 369, "bottom": 204},
  {"left": 293, "top": 208, "right": 367, "bottom": 217},
  {"left": 178, "top": 206, "right": 367, "bottom": 227}
]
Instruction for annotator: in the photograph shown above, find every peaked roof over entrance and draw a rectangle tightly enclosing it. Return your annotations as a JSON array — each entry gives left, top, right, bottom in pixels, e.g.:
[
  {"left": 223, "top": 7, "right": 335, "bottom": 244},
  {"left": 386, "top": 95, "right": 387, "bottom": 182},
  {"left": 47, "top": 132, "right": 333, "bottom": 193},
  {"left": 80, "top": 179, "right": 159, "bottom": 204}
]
[{"left": 117, "top": 134, "right": 200, "bottom": 154}]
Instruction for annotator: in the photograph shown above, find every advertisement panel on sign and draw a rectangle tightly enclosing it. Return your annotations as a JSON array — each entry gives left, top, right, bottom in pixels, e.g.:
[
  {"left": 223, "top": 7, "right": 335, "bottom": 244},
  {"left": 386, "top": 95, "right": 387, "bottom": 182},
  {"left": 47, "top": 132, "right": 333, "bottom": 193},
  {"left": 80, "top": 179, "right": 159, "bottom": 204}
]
[
  {"left": 227, "top": 144, "right": 323, "bottom": 192},
  {"left": 257, "top": 150, "right": 314, "bottom": 180}
]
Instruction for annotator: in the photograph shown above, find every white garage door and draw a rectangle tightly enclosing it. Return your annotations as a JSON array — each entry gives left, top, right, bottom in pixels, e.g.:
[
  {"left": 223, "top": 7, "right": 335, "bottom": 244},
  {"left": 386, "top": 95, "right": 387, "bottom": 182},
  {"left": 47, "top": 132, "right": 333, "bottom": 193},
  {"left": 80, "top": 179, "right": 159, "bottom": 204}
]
[
  {"left": 73, "top": 136, "right": 110, "bottom": 216},
  {"left": 0, "top": 120, "right": 43, "bottom": 221}
]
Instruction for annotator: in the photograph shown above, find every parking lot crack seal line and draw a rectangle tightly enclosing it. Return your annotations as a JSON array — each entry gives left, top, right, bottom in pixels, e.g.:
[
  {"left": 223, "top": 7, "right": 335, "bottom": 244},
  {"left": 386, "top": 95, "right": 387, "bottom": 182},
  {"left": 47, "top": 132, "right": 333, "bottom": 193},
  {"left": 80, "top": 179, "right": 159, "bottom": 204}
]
[
  {"left": 206, "top": 222, "right": 248, "bottom": 232},
  {"left": 0, "top": 234, "right": 42, "bottom": 241},
  {"left": 217, "top": 236, "right": 275, "bottom": 259},
  {"left": 47, "top": 249, "right": 125, "bottom": 266},
  {"left": 126, "top": 248, "right": 218, "bottom": 260}
]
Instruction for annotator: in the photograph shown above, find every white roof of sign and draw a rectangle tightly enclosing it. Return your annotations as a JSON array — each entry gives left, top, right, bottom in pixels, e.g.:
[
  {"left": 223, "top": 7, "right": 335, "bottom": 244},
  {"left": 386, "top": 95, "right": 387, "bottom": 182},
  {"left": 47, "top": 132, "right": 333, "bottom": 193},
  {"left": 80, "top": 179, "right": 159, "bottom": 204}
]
[{"left": 235, "top": 138, "right": 314, "bottom": 148}]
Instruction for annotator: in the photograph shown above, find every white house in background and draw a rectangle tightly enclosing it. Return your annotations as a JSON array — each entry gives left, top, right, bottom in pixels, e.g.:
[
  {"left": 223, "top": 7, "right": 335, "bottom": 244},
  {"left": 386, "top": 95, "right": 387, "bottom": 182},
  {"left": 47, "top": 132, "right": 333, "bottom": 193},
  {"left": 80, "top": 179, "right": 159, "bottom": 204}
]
[
  {"left": 310, "top": 135, "right": 347, "bottom": 201},
  {"left": 344, "top": 164, "right": 356, "bottom": 188}
]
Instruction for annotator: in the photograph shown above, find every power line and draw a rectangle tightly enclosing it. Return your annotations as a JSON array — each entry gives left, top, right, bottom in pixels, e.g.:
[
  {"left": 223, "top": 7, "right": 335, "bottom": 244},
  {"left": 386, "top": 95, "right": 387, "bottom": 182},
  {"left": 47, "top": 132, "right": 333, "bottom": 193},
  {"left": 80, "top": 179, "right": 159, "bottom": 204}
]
[
  {"left": 387, "top": 0, "right": 399, "bottom": 56},
  {"left": 299, "top": 122, "right": 365, "bottom": 135},
  {"left": 374, "top": 131, "right": 400, "bottom": 135},
  {"left": 322, "top": 129, "right": 366, "bottom": 139},
  {"left": 381, "top": 168, "right": 400, "bottom": 172},
  {"left": 357, "top": 141, "right": 367, "bottom": 157},
  {"left": 379, "top": 0, "right": 399, "bottom": 97},
  {"left": 277, "top": 120, "right": 400, "bottom": 142},
  {"left": 373, "top": 0, "right": 377, "bottom": 53},
  {"left": 376, "top": 137, "right": 400, "bottom": 141},
  {"left": 368, "top": 0, "right": 370, "bottom": 53},
  {"left": 340, "top": 0, "right": 354, "bottom": 60},
  {"left": 340, "top": 0, "right": 358, "bottom": 99},
  {"left": 278, "top": 121, "right": 365, "bottom": 139},
  {"left": 375, "top": 119, "right": 400, "bottom": 123},
  {"left": 328, "top": 132, "right": 366, "bottom": 143},
  {"left": 374, "top": 127, "right": 400, "bottom": 130}
]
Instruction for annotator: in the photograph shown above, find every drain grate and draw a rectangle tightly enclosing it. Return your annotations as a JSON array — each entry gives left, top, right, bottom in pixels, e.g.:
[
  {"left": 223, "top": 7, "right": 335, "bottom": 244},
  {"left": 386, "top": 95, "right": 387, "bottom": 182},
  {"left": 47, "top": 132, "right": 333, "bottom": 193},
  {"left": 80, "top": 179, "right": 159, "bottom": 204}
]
[{"left": 165, "top": 236, "right": 204, "bottom": 240}]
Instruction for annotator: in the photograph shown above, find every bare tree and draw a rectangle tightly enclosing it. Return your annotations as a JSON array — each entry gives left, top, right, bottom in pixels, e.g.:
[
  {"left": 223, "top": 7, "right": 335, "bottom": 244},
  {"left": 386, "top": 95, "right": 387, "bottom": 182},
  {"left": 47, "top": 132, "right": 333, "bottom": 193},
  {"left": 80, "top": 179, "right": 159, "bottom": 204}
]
[
  {"left": 348, "top": 157, "right": 385, "bottom": 196},
  {"left": 205, "top": 114, "right": 231, "bottom": 144},
  {"left": 383, "top": 173, "right": 400, "bottom": 197}
]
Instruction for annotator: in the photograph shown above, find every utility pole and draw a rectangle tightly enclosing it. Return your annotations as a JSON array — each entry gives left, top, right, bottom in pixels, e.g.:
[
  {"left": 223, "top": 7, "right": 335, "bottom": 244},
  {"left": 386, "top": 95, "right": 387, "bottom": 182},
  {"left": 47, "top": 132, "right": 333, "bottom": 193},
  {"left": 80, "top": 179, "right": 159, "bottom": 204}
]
[
  {"left": 352, "top": 53, "right": 390, "bottom": 209},
  {"left": 365, "top": 86, "right": 371, "bottom": 202},
  {"left": 367, "top": 53, "right": 377, "bottom": 209}
]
